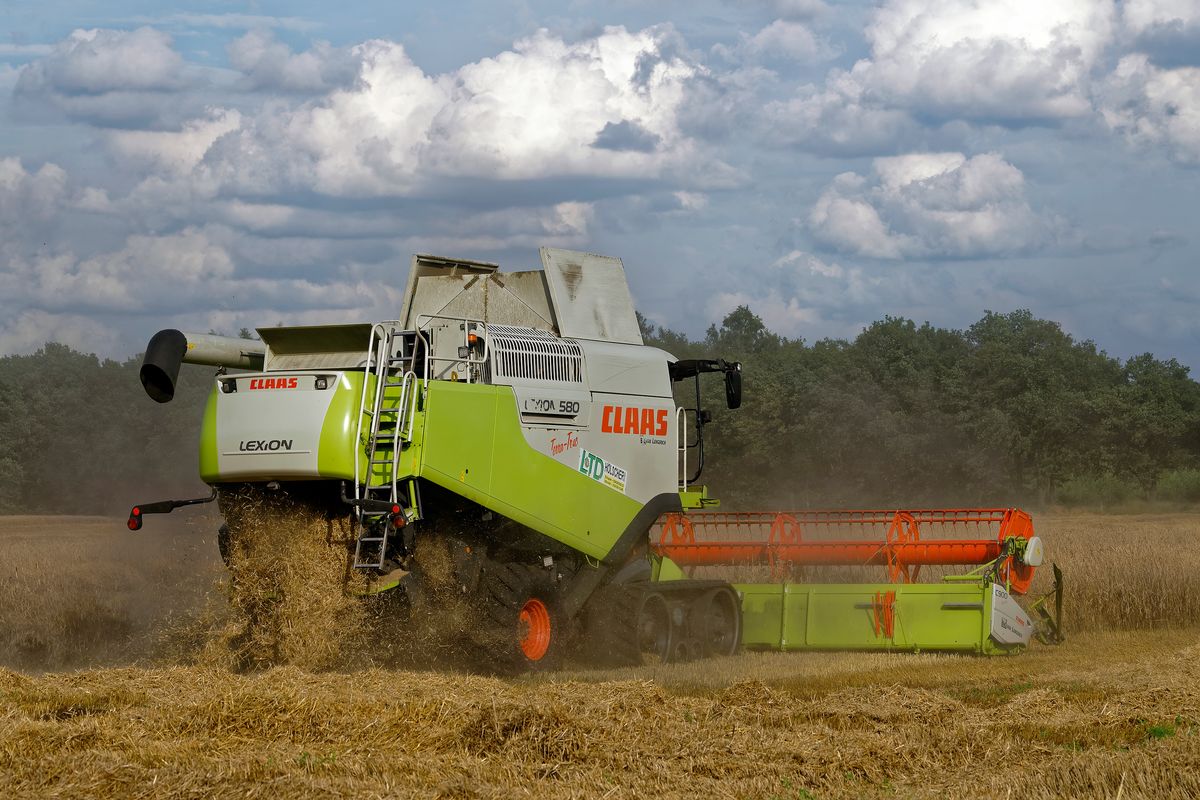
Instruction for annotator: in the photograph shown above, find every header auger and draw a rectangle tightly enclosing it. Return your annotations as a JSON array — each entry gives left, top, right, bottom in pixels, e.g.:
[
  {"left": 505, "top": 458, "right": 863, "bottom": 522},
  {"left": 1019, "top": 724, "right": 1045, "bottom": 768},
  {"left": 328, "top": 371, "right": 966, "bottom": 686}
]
[{"left": 129, "top": 247, "right": 1062, "bottom": 671}]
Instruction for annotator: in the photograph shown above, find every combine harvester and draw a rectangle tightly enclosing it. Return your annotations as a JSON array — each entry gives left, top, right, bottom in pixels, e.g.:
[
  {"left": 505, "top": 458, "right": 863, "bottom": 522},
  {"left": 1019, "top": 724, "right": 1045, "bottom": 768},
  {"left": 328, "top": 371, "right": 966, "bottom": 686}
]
[{"left": 129, "top": 248, "right": 1062, "bottom": 670}]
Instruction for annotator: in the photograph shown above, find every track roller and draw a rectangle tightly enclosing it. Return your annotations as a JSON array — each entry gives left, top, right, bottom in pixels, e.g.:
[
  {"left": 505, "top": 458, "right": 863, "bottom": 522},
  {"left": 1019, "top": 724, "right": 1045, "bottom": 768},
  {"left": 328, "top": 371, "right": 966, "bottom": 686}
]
[
  {"left": 689, "top": 587, "right": 742, "bottom": 659},
  {"left": 580, "top": 579, "right": 742, "bottom": 667}
]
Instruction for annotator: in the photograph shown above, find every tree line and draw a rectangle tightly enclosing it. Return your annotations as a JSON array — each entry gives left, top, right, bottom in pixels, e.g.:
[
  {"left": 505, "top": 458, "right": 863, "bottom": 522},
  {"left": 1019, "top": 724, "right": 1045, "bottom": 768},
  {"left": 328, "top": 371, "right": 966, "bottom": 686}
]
[
  {"left": 2, "top": 307, "right": 1198, "bottom": 515},
  {"left": 652, "top": 307, "right": 1200, "bottom": 510}
]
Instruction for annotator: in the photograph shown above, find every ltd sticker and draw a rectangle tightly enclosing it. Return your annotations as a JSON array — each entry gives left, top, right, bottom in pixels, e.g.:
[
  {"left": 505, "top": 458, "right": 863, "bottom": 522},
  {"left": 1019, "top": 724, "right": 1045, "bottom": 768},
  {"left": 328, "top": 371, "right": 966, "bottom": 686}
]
[{"left": 577, "top": 449, "right": 627, "bottom": 494}]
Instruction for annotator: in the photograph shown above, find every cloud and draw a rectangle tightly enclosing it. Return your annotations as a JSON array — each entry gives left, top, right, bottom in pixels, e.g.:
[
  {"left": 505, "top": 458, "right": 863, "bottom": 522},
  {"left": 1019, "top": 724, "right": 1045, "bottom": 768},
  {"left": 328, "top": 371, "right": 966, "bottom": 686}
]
[
  {"left": 809, "top": 152, "right": 1060, "bottom": 259},
  {"left": 1099, "top": 54, "right": 1200, "bottom": 164},
  {"left": 226, "top": 30, "right": 357, "bottom": 93},
  {"left": 0, "top": 158, "right": 68, "bottom": 229},
  {"left": 425, "top": 26, "right": 701, "bottom": 180},
  {"left": 401, "top": 202, "right": 595, "bottom": 253},
  {"left": 1123, "top": 0, "right": 1200, "bottom": 39},
  {"left": 16, "top": 27, "right": 183, "bottom": 94},
  {"left": 759, "top": 0, "right": 1119, "bottom": 156},
  {"left": 859, "top": 0, "right": 1117, "bottom": 122},
  {"left": 187, "top": 25, "right": 718, "bottom": 197},
  {"left": 0, "top": 310, "right": 120, "bottom": 356},
  {"left": 751, "top": 0, "right": 830, "bottom": 20},
  {"left": 762, "top": 71, "right": 920, "bottom": 156},
  {"left": 593, "top": 120, "right": 662, "bottom": 152},
  {"left": 11, "top": 27, "right": 203, "bottom": 127},
  {"left": 714, "top": 19, "right": 838, "bottom": 65},
  {"left": 141, "top": 13, "right": 320, "bottom": 32},
  {"left": 105, "top": 109, "right": 243, "bottom": 176},
  {"left": 0, "top": 227, "right": 380, "bottom": 317},
  {"left": 705, "top": 250, "right": 883, "bottom": 338},
  {"left": 0, "top": 158, "right": 107, "bottom": 248},
  {"left": 0, "top": 43, "right": 53, "bottom": 57},
  {"left": 766, "top": 0, "right": 1119, "bottom": 148}
]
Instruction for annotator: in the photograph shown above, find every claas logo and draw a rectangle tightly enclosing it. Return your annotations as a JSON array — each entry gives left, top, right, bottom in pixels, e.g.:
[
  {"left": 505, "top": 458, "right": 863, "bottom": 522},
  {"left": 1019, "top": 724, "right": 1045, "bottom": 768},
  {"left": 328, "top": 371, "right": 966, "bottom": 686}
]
[
  {"left": 601, "top": 405, "right": 668, "bottom": 436},
  {"left": 248, "top": 377, "right": 299, "bottom": 390}
]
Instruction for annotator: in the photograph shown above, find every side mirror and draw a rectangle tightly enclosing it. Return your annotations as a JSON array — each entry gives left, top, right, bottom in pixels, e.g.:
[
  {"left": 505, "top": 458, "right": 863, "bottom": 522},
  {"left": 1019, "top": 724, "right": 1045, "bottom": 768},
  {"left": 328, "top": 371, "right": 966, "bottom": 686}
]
[{"left": 724, "top": 366, "right": 742, "bottom": 410}]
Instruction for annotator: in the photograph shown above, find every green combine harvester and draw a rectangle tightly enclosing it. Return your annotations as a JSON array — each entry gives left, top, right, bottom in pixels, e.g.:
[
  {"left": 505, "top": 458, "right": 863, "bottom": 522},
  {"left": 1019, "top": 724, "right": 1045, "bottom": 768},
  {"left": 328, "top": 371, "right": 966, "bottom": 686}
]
[{"left": 130, "top": 248, "right": 1062, "bottom": 670}]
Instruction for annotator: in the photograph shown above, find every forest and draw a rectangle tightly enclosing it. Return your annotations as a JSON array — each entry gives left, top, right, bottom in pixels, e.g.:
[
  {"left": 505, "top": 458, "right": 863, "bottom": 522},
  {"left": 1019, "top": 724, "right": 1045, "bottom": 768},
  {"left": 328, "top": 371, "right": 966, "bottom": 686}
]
[{"left": 1, "top": 307, "right": 1198, "bottom": 514}]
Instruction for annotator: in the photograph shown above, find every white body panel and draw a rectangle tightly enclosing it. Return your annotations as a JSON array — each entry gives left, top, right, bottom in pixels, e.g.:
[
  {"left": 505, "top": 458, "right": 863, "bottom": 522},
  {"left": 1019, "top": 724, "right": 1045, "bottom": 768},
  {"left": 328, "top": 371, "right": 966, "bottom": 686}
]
[
  {"left": 214, "top": 372, "right": 343, "bottom": 479},
  {"left": 517, "top": 388, "right": 677, "bottom": 504},
  {"left": 577, "top": 340, "right": 673, "bottom": 397},
  {"left": 989, "top": 583, "right": 1034, "bottom": 646}
]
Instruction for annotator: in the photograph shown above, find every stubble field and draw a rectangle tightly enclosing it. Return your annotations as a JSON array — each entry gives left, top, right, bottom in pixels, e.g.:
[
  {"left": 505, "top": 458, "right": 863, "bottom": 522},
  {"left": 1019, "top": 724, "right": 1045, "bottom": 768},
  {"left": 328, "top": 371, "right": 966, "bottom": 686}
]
[{"left": 1, "top": 512, "right": 1198, "bottom": 798}]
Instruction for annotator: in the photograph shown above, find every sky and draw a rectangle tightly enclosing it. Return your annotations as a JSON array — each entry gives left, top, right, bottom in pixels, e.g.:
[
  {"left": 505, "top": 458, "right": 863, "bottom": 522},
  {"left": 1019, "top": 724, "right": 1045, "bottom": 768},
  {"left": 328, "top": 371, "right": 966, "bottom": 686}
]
[{"left": 0, "top": 0, "right": 1198, "bottom": 368}]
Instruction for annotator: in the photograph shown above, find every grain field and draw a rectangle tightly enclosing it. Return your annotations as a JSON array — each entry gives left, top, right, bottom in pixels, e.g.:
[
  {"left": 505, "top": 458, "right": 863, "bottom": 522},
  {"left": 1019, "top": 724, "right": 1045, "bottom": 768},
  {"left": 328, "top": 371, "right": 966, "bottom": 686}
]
[{"left": 1, "top": 512, "right": 1198, "bottom": 798}]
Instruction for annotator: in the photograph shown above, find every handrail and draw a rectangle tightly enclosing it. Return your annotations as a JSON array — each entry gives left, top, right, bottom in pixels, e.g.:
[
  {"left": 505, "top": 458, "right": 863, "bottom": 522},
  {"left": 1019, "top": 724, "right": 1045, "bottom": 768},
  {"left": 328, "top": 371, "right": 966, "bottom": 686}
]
[
  {"left": 414, "top": 314, "right": 490, "bottom": 384},
  {"left": 677, "top": 406, "right": 688, "bottom": 491},
  {"left": 353, "top": 323, "right": 388, "bottom": 505},
  {"left": 385, "top": 371, "right": 415, "bottom": 503}
]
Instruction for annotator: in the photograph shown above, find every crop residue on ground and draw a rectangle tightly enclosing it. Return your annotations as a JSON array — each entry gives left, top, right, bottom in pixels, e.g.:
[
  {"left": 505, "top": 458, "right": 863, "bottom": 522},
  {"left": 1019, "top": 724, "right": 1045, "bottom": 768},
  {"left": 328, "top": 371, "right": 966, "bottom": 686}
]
[{"left": 3, "top": 513, "right": 1200, "bottom": 798}]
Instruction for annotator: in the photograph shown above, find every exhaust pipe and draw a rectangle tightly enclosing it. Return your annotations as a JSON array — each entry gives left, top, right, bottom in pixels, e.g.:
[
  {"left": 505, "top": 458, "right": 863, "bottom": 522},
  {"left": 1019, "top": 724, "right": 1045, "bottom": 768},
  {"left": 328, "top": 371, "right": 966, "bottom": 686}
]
[{"left": 140, "top": 329, "right": 266, "bottom": 403}]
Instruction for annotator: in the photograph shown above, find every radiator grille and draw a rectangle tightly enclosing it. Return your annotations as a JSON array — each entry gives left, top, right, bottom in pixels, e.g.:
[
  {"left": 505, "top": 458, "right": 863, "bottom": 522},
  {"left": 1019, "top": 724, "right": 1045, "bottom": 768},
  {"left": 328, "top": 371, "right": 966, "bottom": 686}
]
[{"left": 488, "top": 326, "right": 583, "bottom": 383}]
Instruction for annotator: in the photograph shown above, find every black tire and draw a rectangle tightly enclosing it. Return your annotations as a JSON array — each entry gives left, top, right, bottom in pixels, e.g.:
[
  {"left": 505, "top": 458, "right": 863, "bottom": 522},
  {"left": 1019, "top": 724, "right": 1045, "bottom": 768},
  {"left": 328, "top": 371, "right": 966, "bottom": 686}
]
[
  {"left": 690, "top": 587, "right": 742, "bottom": 658},
  {"left": 634, "top": 591, "right": 673, "bottom": 664},
  {"left": 578, "top": 582, "right": 641, "bottom": 667},
  {"left": 471, "top": 561, "right": 567, "bottom": 674},
  {"left": 579, "top": 584, "right": 674, "bottom": 668}
]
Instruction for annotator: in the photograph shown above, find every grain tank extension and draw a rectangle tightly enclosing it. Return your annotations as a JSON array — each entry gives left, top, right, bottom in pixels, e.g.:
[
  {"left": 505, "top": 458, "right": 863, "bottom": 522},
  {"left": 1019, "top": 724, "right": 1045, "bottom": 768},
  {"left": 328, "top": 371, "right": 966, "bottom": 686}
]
[{"left": 129, "top": 247, "right": 1063, "bottom": 670}]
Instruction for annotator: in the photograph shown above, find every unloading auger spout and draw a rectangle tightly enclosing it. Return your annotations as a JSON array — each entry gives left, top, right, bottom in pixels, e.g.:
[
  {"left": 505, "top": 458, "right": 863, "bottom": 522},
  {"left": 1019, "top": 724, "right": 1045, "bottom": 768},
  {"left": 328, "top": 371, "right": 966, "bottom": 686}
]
[{"left": 140, "top": 329, "right": 266, "bottom": 403}]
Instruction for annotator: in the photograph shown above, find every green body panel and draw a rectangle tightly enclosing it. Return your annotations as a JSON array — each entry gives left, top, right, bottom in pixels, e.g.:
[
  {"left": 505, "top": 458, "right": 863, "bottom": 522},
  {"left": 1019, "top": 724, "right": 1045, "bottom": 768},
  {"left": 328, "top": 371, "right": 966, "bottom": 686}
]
[
  {"left": 678, "top": 487, "right": 719, "bottom": 509},
  {"left": 198, "top": 387, "right": 218, "bottom": 480},
  {"left": 735, "top": 581, "right": 1015, "bottom": 655},
  {"left": 317, "top": 372, "right": 367, "bottom": 481},
  {"left": 417, "top": 381, "right": 642, "bottom": 560},
  {"left": 652, "top": 555, "right": 687, "bottom": 582}
]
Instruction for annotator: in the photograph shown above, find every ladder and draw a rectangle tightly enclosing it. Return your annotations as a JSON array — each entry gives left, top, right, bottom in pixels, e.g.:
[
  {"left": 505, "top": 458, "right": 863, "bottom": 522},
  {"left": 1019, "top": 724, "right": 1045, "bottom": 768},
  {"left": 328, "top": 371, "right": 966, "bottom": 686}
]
[{"left": 352, "top": 324, "right": 419, "bottom": 569}]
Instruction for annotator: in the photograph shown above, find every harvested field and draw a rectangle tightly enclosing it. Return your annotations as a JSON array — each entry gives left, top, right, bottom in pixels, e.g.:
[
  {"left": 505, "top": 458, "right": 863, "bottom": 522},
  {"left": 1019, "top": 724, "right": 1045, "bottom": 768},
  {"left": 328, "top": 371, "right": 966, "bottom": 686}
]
[{"left": 1, "top": 512, "right": 1199, "bottom": 798}]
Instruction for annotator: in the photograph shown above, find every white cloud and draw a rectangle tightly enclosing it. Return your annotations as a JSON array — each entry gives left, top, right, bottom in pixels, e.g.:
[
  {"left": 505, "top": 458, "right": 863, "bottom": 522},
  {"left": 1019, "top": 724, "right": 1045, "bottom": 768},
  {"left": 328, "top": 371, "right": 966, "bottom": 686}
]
[
  {"left": 1123, "top": 0, "right": 1200, "bottom": 38},
  {"left": 714, "top": 19, "right": 837, "bottom": 64},
  {"left": 0, "top": 310, "right": 120, "bottom": 356},
  {"left": 0, "top": 158, "right": 68, "bottom": 228},
  {"left": 427, "top": 27, "right": 699, "bottom": 180},
  {"left": 758, "top": 0, "right": 830, "bottom": 20},
  {"left": 10, "top": 27, "right": 208, "bottom": 127},
  {"left": 227, "top": 30, "right": 357, "bottom": 92},
  {"left": 402, "top": 202, "right": 595, "bottom": 253},
  {"left": 809, "top": 152, "right": 1059, "bottom": 259},
  {"left": 858, "top": 0, "right": 1117, "bottom": 121},
  {"left": 705, "top": 251, "right": 881, "bottom": 338},
  {"left": 106, "top": 109, "right": 242, "bottom": 176},
  {"left": 17, "top": 27, "right": 183, "bottom": 94},
  {"left": 1099, "top": 54, "right": 1200, "bottom": 163},
  {"left": 748, "top": 20, "right": 834, "bottom": 61},
  {"left": 146, "top": 13, "right": 320, "bottom": 32},
  {"left": 762, "top": 71, "right": 919, "bottom": 156},
  {"left": 0, "top": 158, "right": 123, "bottom": 246},
  {"left": 767, "top": 0, "right": 1120, "bottom": 147},
  {"left": 0, "top": 228, "right": 379, "bottom": 316},
  {"left": 186, "top": 25, "right": 715, "bottom": 197}
]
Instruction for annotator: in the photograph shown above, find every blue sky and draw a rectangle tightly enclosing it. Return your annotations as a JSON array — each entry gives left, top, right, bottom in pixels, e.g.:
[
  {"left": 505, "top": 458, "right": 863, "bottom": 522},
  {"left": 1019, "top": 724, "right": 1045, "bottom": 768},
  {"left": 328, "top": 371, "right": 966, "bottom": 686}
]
[{"left": 1, "top": 0, "right": 1198, "bottom": 368}]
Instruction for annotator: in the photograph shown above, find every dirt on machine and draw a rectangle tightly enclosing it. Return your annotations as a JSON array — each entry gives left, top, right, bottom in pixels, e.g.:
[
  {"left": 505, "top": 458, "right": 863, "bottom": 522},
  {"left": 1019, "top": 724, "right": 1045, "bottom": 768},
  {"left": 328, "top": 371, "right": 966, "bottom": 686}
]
[{"left": 129, "top": 247, "right": 1063, "bottom": 672}]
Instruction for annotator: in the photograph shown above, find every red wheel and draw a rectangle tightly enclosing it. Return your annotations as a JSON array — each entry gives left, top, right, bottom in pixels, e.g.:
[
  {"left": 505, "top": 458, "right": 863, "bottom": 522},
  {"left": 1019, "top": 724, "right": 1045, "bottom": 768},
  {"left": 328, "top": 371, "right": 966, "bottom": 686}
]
[
  {"left": 519, "top": 598, "right": 553, "bottom": 662},
  {"left": 472, "top": 562, "right": 566, "bottom": 673}
]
